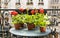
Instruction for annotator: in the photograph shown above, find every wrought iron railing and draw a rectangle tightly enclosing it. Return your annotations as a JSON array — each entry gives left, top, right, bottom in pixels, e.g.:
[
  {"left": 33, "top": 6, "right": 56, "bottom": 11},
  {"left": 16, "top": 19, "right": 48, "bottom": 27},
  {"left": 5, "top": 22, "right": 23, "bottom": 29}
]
[
  {"left": 0, "top": 9, "right": 60, "bottom": 38},
  {"left": 0, "top": 9, "right": 60, "bottom": 16}
]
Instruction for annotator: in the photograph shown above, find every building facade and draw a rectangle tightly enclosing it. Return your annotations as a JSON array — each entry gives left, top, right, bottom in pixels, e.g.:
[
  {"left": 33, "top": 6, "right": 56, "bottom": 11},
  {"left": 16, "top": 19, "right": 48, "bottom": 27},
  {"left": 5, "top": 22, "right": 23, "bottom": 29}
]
[
  {"left": 47, "top": 0, "right": 60, "bottom": 16},
  {"left": 1, "top": 0, "right": 48, "bottom": 9},
  {"left": 48, "top": 0, "right": 60, "bottom": 9}
]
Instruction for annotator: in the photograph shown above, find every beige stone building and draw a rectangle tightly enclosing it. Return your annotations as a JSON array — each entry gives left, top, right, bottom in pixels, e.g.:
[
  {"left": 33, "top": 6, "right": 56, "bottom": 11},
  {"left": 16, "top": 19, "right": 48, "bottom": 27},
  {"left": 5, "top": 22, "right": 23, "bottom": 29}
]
[
  {"left": 48, "top": 0, "right": 60, "bottom": 9},
  {"left": 47, "top": 0, "right": 60, "bottom": 16}
]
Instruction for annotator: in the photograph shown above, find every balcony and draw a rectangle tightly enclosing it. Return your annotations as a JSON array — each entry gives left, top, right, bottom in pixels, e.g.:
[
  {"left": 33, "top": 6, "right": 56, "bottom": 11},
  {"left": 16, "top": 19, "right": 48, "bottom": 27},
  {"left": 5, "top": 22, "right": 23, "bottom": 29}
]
[{"left": 0, "top": 9, "right": 60, "bottom": 38}]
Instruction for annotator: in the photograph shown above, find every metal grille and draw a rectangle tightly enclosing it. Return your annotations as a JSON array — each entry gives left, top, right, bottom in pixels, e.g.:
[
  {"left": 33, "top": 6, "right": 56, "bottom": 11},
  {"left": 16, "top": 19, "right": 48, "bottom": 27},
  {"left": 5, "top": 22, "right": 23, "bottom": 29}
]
[{"left": 0, "top": 9, "right": 60, "bottom": 38}]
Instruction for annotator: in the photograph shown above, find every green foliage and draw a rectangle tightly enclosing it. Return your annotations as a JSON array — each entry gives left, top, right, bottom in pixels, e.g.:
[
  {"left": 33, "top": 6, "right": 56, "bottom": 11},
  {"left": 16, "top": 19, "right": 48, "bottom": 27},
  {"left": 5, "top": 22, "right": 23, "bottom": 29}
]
[
  {"left": 12, "top": 13, "right": 50, "bottom": 27},
  {"left": 12, "top": 14, "right": 25, "bottom": 24}
]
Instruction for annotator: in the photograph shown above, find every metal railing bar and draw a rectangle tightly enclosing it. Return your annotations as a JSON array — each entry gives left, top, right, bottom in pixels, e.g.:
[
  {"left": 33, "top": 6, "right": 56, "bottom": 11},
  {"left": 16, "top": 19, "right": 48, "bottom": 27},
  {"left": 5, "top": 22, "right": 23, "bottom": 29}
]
[{"left": 0, "top": 9, "right": 60, "bottom": 11}]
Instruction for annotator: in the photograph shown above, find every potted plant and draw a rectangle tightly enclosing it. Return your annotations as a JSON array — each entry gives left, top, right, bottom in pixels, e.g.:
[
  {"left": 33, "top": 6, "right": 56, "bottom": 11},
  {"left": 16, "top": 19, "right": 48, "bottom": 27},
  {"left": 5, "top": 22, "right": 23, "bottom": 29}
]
[
  {"left": 37, "top": 14, "right": 50, "bottom": 32},
  {"left": 19, "top": 8, "right": 24, "bottom": 14},
  {"left": 12, "top": 14, "right": 24, "bottom": 30},
  {"left": 24, "top": 15, "right": 35, "bottom": 30},
  {"left": 39, "top": 21, "right": 47, "bottom": 32},
  {"left": 33, "top": 12, "right": 50, "bottom": 32},
  {"left": 39, "top": 20, "right": 50, "bottom": 32},
  {"left": 20, "top": 9, "right": 35, "bottom": 30}
]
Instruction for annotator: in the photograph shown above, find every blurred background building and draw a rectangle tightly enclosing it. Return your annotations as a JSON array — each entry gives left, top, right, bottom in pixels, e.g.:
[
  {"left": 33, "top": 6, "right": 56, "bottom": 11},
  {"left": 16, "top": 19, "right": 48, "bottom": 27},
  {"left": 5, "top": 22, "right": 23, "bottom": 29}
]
[
  {"left": 47, "top": 0, "right": 60, "bottom": 16},
  {"left": 0, "top": 0, "right": 60, "bottom": 9},
  {"left": 48, "top": 0, "right": 60, "bottom": 9},
  {"left": 0, "top": 0, "right": 48, "bottom": 9},
  {"left": 0, "top": 0, "right": 60, "bottom": 38}
]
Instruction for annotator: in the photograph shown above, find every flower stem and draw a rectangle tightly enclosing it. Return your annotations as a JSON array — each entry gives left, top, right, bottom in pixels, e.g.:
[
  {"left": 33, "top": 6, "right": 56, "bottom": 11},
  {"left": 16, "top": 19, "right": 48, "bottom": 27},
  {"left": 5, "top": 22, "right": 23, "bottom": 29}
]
[{"left": 27, "top": 10, "right": 28, "bottom": 14}]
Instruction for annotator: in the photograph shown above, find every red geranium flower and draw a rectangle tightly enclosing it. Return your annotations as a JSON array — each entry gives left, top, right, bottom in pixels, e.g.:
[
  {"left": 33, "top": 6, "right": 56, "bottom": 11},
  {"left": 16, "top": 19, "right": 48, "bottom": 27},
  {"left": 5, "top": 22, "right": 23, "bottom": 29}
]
[
  {"left": 19, "top": 8, "right": 24, "bottom": 12},
  {"left": 31, "top": 10, "right": 35, "bottom": 15},
  {"left": 35, "top": 9, "right": 38, "bottom": 13},
  {"left": 39, "top": 8, "right": 44, "bottom": 14},
  {"left": 10, "top": 11, "right": 18, "bottom": 16}
]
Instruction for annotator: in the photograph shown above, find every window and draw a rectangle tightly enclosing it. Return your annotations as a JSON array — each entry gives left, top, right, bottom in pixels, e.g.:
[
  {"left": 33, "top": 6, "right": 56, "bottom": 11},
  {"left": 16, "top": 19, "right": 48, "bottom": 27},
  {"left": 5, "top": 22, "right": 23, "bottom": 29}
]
[
  {"left": 51, "top": 6, "right": 59, "bottom": 9},
  {"left": 55, "top": 0, "right": 57, "bottom": 2},
  {"left": 31, "top": 0, "right": 32, "bottom": 2},
  {"left": 16, "top": 0, "right": 21, "bottom": 8},
  {"left": 41, "top": 0, "right": 43, "bottom": 2},
  {"left": 4, "top": 0, "right": 7, "bottom": 5},
  {"left": 52, "top": 6, "right": 54, "bottom": 8},
  {"left": 16, "top": 0, "right": 20, "bottom": 5},
  {"left": 4, "top": 0, "right": 10, "bottom": 8},
  {"left": 38, "top": 0, "right": 44, "bottom": 5},
  {"left": 56, "top": 0, "right": 59, "bottom": 4},
  {"left": 51, "top": 0, "right": 54, "bottom": 4},
  {"left": 51, "top": 0, "right": 59, "bottom": 4},
  {"left": 55, "top": 0, "right": 59, "bottom": 3},
  {"left": 27, "top": 0, "right": 33, "bottom": 5},
  {"left": 4, "top": 0, "right": 10, "bottom": 4},
  {"left": 57, "top": 6, "right": 59, "bottom": 9},
  {"left": 54, "top": 6, "right": 56, "bottom": 9},
  {"left": 39, "top": 0, "right": 43, "bottom": 2}
]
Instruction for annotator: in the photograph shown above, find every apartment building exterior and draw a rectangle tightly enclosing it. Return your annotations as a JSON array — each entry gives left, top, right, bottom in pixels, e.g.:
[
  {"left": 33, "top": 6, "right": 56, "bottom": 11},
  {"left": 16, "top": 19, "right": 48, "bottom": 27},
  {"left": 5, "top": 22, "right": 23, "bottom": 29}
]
[
  {"left": 47, "top": 0, "right": 60, "bottom": 16},
  {"left": 48, "top": 0, "right": 60, "bottom": 9},
  {"left": 0, "top": 0, "right": 48, "bottom": 9}
]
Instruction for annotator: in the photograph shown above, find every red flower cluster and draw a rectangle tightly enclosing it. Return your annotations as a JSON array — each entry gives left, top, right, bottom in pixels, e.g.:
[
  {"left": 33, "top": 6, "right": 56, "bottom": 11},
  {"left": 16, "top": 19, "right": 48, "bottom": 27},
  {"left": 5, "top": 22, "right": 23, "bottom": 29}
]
[
  {"left": 31, "top": 8, "right": 44, "bottom": 15},
  {"left": 19, "top": 8, "right": 24, "bottom": 12},
  {"left": 10, "top": 11, "right": 18, "bottom": 16},
  {"left": 31, "top": 10, "right": 35, "bottom": 15},
  {"left": 39, "top": 8, "right": 44, "bottom": 14},
  {"left": 35, "top": 9, "right": 38, "bottom": 13},
  {"left": 10, "top": 8, "right": 44, "bottom": 15}
]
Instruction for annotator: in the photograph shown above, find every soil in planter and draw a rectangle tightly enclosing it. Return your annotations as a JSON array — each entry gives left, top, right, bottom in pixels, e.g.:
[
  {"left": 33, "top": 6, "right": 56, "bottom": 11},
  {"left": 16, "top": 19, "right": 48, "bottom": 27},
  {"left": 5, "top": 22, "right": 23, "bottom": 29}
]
[
  {"left": 20, "top": 23, "right": 24, "bottom": 28},
  {"left": 14, "top": 23, "right": 24, "bottom": 30},
  {"left": 27, "top": 23, "right": 35, "bottom": 30},
  {"left": 40, "top": 27, "right": 46, "bottom": 32}
]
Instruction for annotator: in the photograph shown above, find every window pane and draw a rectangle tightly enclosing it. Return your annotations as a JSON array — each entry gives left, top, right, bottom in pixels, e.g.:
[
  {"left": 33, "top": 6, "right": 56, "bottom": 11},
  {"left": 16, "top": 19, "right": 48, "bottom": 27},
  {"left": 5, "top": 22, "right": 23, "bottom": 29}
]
[
  {"left": 41, "top": 0, "right": 43, "bottom": 2},
  {"left": 39, "top": 0, "right": 40, "bottom": 1},
  {"left": 31, "top": 0, "right": 32, "bottom": 1}
]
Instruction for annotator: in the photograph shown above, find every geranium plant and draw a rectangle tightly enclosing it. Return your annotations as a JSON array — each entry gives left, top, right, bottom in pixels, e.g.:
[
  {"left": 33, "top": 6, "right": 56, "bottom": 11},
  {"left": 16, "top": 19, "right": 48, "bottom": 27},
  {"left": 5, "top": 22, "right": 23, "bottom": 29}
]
[
  {"left": 39, "top": 8, "right": 44, "bottom": 14},
  {"left": 24, "top": 14, "right": 35, "bottom": 30},
  {"left": 11, "top": 11, "right": 18, "bottom": 16},
  {"left": 11, "top": 8, "right": 50, "bottom": 31},
  {"left": 19, "top": 8, "right": 24, "bottom": 14},
  {"left": 12, "top": 14, "right": 24, "bottom": 30},
  {"left": 36, "top": 14, "right": 50, "bottom": 32}
]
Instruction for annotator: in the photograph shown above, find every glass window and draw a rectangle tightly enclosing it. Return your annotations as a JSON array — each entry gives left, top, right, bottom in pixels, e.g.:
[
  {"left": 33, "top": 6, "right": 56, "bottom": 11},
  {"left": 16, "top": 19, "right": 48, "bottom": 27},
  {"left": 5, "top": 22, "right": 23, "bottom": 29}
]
[
  {"left": 31, "top": 0, "right": 32, "bottom": 1},
  {"left": 39, "top": 0, "right": 40, "bottom": 1},
  {"left": 16, "top": 0, "right": 20, "bottom": 3},
  {"left": 4, "top": 0, "right": 10, "bottom": 3},
  {"left": 52, "top": 6, "right": 54, "bottom": 8},
  {"left": 27, "top": 0, "right": 33, "bottom": 5},
  {"left": 4, "top": 0, "right": 7, "bottom": 3},
  {"left": 57, "top": 6, "right": 59, "bottom": 9},
  {"left": 56, "top": 0, "right": 59, "bottom": 3},
  {"left": 38, "top": 0, "right": 44, "bottom": 5},
  {"left": 41, "top": 0, "right": 43, "bottom": 2},
  {"left": 54, "top": 0, "right": 59, "bottom": 4},
  {"left": 39, "top": 0, "right": 43, "bottom": 2},
  {"left": 15, "top": 0, "right": 20, "bottom": 8},
  {"left": 54, "top": 6, "right": 56, "bottom": 9},
  {"left": 51, "top": 0, "right": 54, "bottom": 4},
  {"left": 55, "top": 0, "right": 56, "bottom": 2},
  {"left": 16, "top": 0, "right": 20, "bottom": 5}
]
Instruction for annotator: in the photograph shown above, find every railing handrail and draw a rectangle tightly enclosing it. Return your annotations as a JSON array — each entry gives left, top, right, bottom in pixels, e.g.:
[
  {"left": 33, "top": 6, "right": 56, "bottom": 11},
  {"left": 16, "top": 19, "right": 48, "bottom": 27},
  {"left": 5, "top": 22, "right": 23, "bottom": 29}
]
[{"left": 1, "top": 9, "right": 60, "bottom": 11}]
